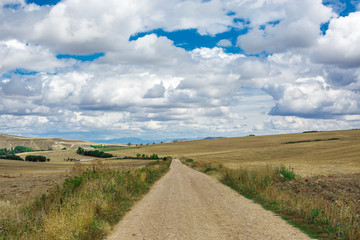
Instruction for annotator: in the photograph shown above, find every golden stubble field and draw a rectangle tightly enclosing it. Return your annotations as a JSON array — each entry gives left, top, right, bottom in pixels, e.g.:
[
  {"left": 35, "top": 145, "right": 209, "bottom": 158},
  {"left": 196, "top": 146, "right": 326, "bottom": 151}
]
[
  {"left": 0, "top": 147, "right": 151, "bottom": 201},
  {"left": 112, "top": 129, "right": 360, "bottom": 176},
  {"left": 0, "top": 133, "right": 132, "bottom": 199},
  {"left": 1, "top": 129, "right": 359, "bottom": 200},
  {"left": 1, "top": 130, "right": 359, "bottom": 239}
]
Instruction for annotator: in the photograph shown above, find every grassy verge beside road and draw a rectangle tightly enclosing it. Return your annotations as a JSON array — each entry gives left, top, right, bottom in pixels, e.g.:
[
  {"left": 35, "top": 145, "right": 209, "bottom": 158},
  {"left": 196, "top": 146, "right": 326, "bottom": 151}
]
[
  {"left": 0, "top": 159, "right": 171, "bottom": 240},
  {"left": 183, "top": 159, "right": 360, "bottom": 240}
]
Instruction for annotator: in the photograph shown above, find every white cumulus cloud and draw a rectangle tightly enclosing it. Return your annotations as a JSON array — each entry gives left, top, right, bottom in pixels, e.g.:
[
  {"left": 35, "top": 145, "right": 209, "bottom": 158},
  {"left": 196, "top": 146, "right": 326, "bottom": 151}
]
[{"left": 313, "top": 12, "right": 360, "bottom": 68}]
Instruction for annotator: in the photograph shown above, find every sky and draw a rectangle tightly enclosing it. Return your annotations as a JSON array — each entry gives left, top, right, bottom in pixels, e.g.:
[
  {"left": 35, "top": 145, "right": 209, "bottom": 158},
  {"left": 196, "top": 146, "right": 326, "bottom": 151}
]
[{"left": 0, "top": 0, "right": 360, "bottom": 141}]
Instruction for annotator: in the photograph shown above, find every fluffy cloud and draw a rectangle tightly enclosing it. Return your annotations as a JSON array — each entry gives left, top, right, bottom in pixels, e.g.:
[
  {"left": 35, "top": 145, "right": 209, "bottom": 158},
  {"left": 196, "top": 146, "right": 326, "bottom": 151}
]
[
  {"left": 312, "top": 12, "right": 360, "bottom": 68},
  {"left": 217, "top": 39, "right": 232, "bottom": 47},
  {"left": 264, "top": 77, "right": 360, "bottom": 118},
  {"left": 0, "top": 0, "right": 233, "bottom": 54},
  {"left": 0, "top": 0, "right": 25, "bottom": 7},
  {"left": 0, "top": 39, "right": 65, "bottom": 75},
  {"left": 263, "top": 115, "right": 360, "bottom": 133},
  {"left": 236, "top": 0, "right": 334, "bottom": 54},
  {"left": 0, "top": 0, "right": 360, "bottom": 139},
  {"left": 144, "top": 82, "right": 166, "bottom": 98},
  {"left": 101, "top": 34, "right": 190, "bottom": 66}
]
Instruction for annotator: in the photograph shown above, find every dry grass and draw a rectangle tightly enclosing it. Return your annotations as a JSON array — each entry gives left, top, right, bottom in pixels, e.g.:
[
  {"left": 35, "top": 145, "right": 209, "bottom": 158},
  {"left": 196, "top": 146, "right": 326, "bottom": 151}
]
[
  {"left": 115, "top": 129, "right": 360, "bottom": 239},
  {"left": 1, "top": 130, "right": 358, "bottom": 238},
  {"left": 114, "top": 129, "right": 360, "bottom": 176},
  {"left": 183, "top": 160, "right": 360, "bottom": 239},
  {"left": 222, "top": 167, "right": 360, "bottom": 239},
  {"left": 0, "top": 160, "right": 171, "bottom": 240},
  {"left": 17, "top": 149, "right": 84, "bottom": 163},
  {"left": 0, "top": 158, "right": 153, "bottom": 201}
]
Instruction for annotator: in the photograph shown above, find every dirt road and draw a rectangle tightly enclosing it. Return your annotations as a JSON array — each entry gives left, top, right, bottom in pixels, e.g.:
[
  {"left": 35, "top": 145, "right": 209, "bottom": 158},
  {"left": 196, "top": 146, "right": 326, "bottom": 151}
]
[{"left": 107, "top": 159, "right": 312, "bottom": 240}]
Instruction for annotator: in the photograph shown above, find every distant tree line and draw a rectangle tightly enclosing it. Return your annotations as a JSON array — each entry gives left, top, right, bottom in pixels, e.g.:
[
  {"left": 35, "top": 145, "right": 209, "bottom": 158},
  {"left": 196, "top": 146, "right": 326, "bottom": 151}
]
[
  {"left": 90, "top": 144, "right": 108, "bottom": 149},
  {"left": 25, "top": 155, "right": 50, "bottom": 162},
  {"left": 0, "top": 153, "right": 50, "bottom": 162},
  {"left": 0, "top": 146, "right": 33, "bottom": 155},
  {"left": 123, "top": 153, "right": 171, "bottom": 161},
  {"left": 0, "top": 146, "right": 36, "bottom": 161},
  {"left": 137, "top": 153, "right": 159, "bottom": 159},
  {"left": 77, "top": 147, "right": 113, "bottom": 158},
  {"left": 0, "top": 154, "right": 23, "bottom": 161}
]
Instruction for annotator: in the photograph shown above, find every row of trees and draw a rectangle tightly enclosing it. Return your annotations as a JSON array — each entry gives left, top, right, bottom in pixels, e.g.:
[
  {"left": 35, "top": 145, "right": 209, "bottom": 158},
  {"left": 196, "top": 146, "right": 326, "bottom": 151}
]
[
  {"left": 123, "top": 153, "right": 168, "bottom": 160},
  {"left": 90, "top": 144, "right": 108, "bottom": 149},
  {"left": 136, "top": 153, "right": 159, "bottom": 159},
  {"left": 0, "top": 146, "right": 35, "bottom": 161},
  {"left": 0, "top": 154, "right": 23, "bottom": 161},
  {"left": 0, "top": 154, "right": 49, "bottom": 162},
  {"left": 0, "top": 146, "right": 33, "bottom": 155},
  {"left": 25, "top": 155, "right": 50, "bottom": 162},
  {"left": 77, "top": 147, "right": 113, "bottom": 158},
  {"left": 127, "top": 142, "right": 164, "bottom": 147}
]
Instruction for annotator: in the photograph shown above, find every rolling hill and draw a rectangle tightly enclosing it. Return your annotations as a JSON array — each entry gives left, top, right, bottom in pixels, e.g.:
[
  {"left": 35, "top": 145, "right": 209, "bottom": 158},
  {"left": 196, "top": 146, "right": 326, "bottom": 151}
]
[{"left": 0, "top": 133, "right": 119, "bottom": 150}]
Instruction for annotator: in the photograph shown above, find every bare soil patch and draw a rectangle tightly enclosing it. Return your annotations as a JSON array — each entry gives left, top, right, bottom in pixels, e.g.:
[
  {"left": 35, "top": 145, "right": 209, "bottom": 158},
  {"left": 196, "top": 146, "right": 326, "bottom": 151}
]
[
  {"left": 0, "top": 174, "right": 65, "bottom": 200},
  {"left": 0, "top": 158, "right": 152, "bottom": 201},
  {"left": 278, "top": 173, "right": 360, "bottom": 213}
]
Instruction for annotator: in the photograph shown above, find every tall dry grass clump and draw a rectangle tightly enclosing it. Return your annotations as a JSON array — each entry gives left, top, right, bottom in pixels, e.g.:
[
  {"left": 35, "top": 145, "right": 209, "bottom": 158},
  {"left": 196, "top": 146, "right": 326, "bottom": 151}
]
[
  {"left": 184, "top": 159, "right": 360, "bottom": 240},
  {"left": 0, "top": 159, "right": 171, "bottom": 240}
]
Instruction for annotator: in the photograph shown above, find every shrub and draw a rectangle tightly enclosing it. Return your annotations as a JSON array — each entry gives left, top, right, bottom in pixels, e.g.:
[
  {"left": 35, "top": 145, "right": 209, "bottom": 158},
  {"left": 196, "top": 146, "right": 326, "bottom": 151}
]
[
  {"left": 204, "top": 167, "right": 217, "bottom": 173},
  {"left": 150, "top": 153, "right": 159, "bottom": 159},
  {"left": 0, "top": 146, "right": 33, "bottom": 155},
  {"left": 77, "top": 147, "right": 113, "bottom": 158},
  {"left": 163, "top": 156, "right": 172, "bottom": 161},
  {"left": 275, "top": 165, "right": 296, "bottom": 181},
  {"left": 25, "top": 155, "right": 47, "bottom": 162},
  {"left": 90, "top": 144, "right": 108, "bottom": 149},
  {"left": 14, "top": 146, "right": 33, "bottom": 153},
  {"left": 0, "top": 154, "right": 23, "bottom": 161}
]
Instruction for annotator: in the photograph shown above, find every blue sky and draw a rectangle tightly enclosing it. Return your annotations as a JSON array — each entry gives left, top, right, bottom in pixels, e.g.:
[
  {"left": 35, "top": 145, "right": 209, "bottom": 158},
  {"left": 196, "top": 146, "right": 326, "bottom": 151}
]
[{"left": 0, "top": 0, "right": 360, "bottom": 141}]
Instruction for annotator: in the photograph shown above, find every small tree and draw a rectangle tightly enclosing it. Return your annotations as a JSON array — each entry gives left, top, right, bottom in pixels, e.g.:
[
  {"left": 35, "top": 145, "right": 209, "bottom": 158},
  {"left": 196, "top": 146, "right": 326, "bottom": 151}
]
[{"left": 150, "top": 154, "right": 159, "bottom": 159}]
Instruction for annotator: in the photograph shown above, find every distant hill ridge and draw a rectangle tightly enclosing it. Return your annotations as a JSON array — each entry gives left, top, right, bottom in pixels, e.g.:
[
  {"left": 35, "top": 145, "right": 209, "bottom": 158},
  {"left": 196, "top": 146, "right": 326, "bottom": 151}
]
[
  {"left": 92, "top": 136, "right": 223, "bottom": 144},
  {"left": 0, "top": 133, "right": 103, "bottom": 150},
  {"left": 0, "top": 133, "right": 226, "bottom": 150}
]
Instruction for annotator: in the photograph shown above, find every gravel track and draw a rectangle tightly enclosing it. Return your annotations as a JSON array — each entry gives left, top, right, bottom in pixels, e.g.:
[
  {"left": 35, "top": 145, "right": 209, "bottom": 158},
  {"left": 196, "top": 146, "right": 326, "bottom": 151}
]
[{"left": 107, "top": 159, "right": 312, "bottom": 240}]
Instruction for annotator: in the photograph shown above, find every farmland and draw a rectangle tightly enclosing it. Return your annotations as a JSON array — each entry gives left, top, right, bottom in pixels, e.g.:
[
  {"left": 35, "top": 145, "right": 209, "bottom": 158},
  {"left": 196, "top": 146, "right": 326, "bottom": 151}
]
[
  {"left": 0, "top": 133, "right": 148, "bottom": 201},
  {"left": 1, "top": 129, "right": 359, "bottom": 239},
  {"left": 110, "top": 129, "right": 360, "bottom": 176},
  {"left": 1, "top": 129, "right": 359, "bottom": 201}
]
